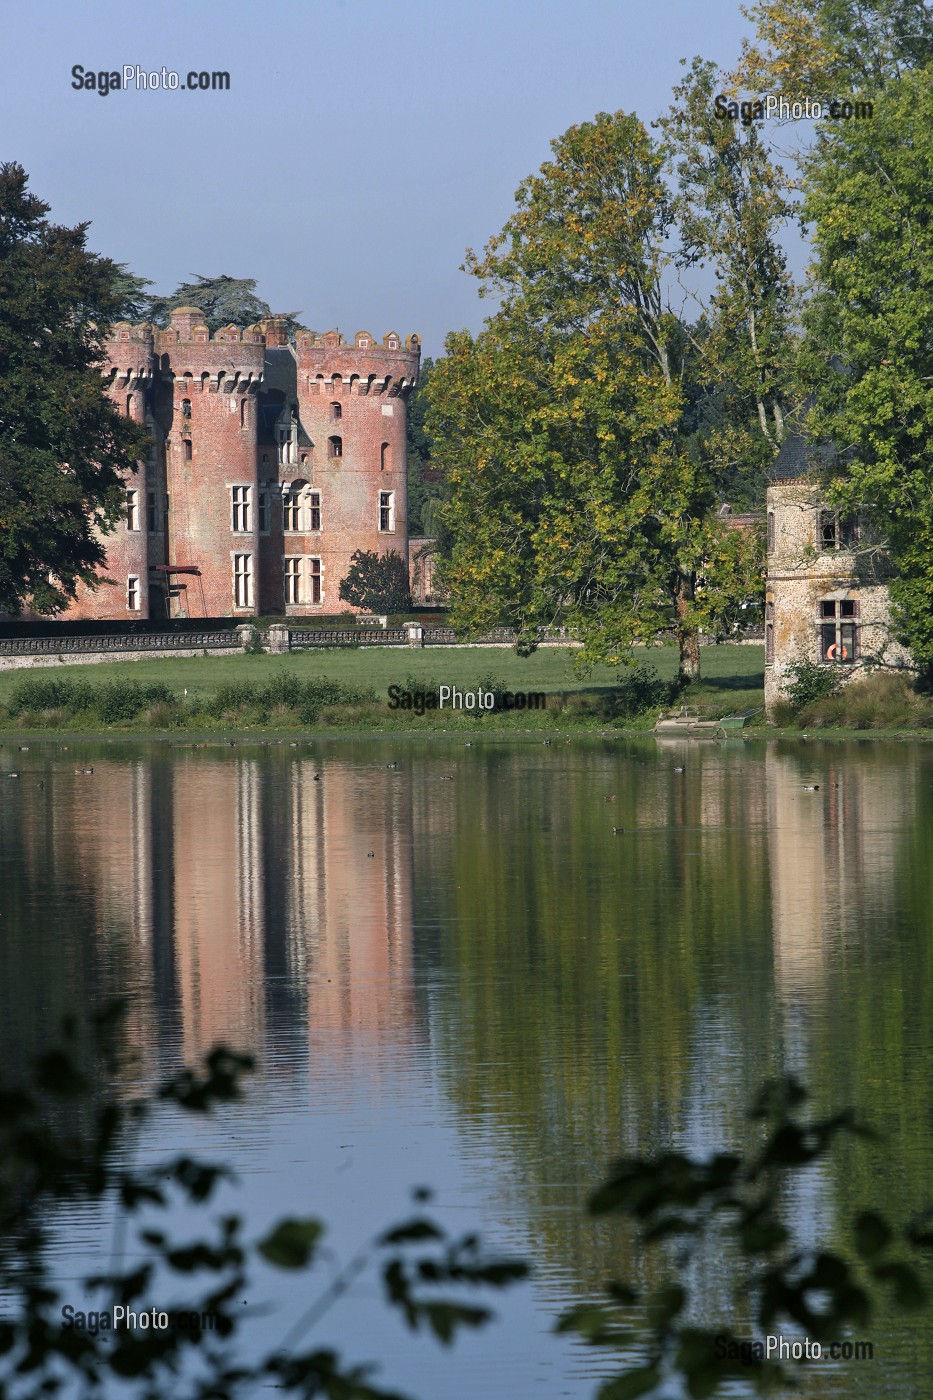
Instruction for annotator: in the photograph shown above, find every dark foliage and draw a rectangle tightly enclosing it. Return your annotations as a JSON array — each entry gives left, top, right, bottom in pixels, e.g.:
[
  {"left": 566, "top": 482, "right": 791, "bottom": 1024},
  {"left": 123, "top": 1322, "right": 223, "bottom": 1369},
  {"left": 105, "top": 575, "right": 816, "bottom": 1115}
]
[
  {"left": 560, "top": 1077, "right": 933, "bottom": 1397},
  {"left": 339, "top": 551, "right": 412, "bottom": 614},
  {"left": 0, "top": 163, "right": 150, "bottom": 613},
  {"left": 0, "top": 1003, "right": 528, "bottom": 1399},
  {"left": 143, "top": 275, "right": 303, "bottom": 338}
]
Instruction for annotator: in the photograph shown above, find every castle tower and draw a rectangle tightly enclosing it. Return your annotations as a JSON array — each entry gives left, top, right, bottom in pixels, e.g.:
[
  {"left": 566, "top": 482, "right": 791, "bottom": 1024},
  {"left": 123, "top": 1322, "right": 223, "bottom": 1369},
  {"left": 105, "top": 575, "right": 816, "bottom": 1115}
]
[
  {"left": 280, "top": 329, "right": 420, "bottom": 614},
  {"left": 65, "top": 323, "right": 157, "bottom": 620},
  {"left": 154, "top": 308, "right": 265, "bottom": 617}
]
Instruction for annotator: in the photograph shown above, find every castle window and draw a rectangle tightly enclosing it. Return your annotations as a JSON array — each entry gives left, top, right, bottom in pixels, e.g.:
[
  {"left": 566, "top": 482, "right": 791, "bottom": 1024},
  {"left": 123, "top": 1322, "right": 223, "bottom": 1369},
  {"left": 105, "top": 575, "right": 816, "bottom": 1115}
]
[
  {"left": 387, "top": 336, "right": 398, "bottom": 350},
  {"left": 767, "top": 511, "right": 774, "bottom": 552},
  {"left": 233, "top": 553, "right": 253, "bottom": 609},
  {"left": 284, "top": 557, "right": 302, "bottom": 606},
  {"left": 309, "top": 557, "right": 322, "bottom": 605},
  {"left": 283, "top": 487, "right": 301, "bottom": 532},
  {"left": 127, "top": 575, "right": 140, "bottom": 612},
  {"left": 231, "top": 485, "right": 251, "bottom": 533},
  {"left": 379, "top": 490, "right": 394, "bottom": 533},
  {"left": 126, "top": 395, "right": 134, "bottom": 418},
  {"left": 308, "top": 490, "right": 321, "bottom": 532},
  {"left": 240, "top": 398, "right": 248, "bottom": 428},
  {"left": 126, "top": 489, "right": 139, "bottom": 531},
  {"left": 258, "top": 490, "right": 269, "bottom": 535},
  {"left": 381, "top": 442, "right": 391, "bottom": 472},
  {"left": 765, "top": 600, "right": 774, "bottom": 665},
  {"left": 329, "top": 436, "right": 342, "bottom": 459},
  {"left": 181, "top": 398, "right": 192, "bottom": 419},
  {"left": 819, "top": 598, "right": 858, "bottom": 664},
  {"left": 819, "top": 510, "right": 858, "bottom": 551},
  {"left": 147, "top": 490, "right": 157, "bottom": 533},
  {"left": 331, "top": 402, "right": 342, "bottom": 421},
  {"left": 184, "top": 439, "right": 192, "bottom": 462}
]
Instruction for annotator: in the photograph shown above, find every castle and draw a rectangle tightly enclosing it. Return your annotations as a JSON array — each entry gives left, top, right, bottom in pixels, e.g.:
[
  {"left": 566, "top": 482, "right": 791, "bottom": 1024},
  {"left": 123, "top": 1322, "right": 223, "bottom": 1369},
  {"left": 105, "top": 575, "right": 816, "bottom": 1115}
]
[{"left": 64, "top": 307, "right": 420, "bottom": 620}]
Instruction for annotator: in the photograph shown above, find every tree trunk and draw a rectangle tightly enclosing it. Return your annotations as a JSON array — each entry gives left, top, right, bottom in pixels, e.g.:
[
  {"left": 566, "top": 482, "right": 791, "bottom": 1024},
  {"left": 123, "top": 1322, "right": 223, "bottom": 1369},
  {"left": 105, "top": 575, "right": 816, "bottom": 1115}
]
[{"left": 675, "top": 576, "right": 701, "bottom": 683}]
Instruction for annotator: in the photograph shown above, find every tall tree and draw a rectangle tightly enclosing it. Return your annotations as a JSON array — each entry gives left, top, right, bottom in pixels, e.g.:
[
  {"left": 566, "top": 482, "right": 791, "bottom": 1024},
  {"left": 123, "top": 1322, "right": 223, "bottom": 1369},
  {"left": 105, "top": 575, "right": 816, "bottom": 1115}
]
[
  {"left": 660, "top": 57, "right": 796, "bottom": 480},
  {"left": 0, "top": 163, "right": 148, "bottom": 614},
  {"left": 429, "top": 113, "right": 762, "bottom": 679},
  {"left": 736, "top": 0, "right": 933, "bottom": 95},
  {"left": 802, "top": 64, "right": 933, "bottom": 680},
  {"left": 144, "top": 274, "right": 302, "bottom": 336}
]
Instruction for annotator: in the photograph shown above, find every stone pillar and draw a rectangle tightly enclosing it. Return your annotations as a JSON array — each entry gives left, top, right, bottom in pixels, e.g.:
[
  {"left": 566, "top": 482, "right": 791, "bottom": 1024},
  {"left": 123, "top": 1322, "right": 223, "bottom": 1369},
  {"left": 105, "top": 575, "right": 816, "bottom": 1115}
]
[
  {"left": 266, "top": 623, "right": 290, "bottom": 654},
  {"left": 405, "top": 622, "right": 424, "bottom": 648}
]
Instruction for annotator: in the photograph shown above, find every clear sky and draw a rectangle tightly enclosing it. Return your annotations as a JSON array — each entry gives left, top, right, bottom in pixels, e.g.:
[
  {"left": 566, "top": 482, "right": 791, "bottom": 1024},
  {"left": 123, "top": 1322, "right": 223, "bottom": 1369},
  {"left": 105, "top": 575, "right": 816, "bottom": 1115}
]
[{"left": 2, "top": 0, "right": 754, "bottom": 356}]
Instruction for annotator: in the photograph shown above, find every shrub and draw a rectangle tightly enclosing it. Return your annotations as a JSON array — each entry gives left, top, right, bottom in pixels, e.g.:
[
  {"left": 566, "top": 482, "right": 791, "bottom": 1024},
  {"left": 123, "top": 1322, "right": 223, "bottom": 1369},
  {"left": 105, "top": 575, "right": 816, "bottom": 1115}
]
[
  {"left": 7, "top": 676, "right": 94, "bottom": 715},
  {"left": 209, "top": 681, "right": 260, "bottom": 717},
  {"left": 94, "top": 681, "right": 175, "bottom": 724},
  {"left": 783, "top": 657, "right": 842, "bottom": 711},
  {"left": 299, "top": 679, "right": 377, "bottom": 724},
  {"left": 796, "top": 672, "right": 924, "bottom": 730},
  {"left": 613, "top": 661, "right": 669, "bottom": 717},
  {"left": 259, "top": 673, "right": 303, "bottom": 711},
  {"left": 244, "top": 625, "right": 265, "bottom": 654}
]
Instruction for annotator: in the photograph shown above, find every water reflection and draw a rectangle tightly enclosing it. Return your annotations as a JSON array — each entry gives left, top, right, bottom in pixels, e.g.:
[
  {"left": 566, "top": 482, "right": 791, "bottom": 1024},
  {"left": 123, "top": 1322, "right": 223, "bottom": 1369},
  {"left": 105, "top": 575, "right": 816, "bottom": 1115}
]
[{"left": 0, "top": 736, "right": 931, "bottom": 1397}]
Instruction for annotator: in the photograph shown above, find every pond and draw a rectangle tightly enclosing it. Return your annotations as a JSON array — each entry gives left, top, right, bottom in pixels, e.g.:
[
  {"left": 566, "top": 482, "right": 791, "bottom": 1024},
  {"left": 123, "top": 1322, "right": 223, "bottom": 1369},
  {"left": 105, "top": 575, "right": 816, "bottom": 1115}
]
[{"left": 1, "top": 735, "right": 931, "bottom": 1397}]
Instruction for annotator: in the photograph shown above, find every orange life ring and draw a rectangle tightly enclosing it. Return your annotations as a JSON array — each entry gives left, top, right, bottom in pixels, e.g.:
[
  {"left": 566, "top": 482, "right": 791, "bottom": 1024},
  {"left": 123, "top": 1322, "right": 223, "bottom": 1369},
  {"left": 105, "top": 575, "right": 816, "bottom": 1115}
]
[{"left": 826, "top": 643, "right": 848, "bottom": 661}]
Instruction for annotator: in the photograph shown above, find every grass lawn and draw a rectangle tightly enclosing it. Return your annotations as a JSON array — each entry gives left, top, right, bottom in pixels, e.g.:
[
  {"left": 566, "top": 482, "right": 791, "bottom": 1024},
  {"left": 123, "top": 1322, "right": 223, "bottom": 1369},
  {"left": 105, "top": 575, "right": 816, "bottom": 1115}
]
[{"left": 0, "top": 644, "right": 765, "bottom": 732}]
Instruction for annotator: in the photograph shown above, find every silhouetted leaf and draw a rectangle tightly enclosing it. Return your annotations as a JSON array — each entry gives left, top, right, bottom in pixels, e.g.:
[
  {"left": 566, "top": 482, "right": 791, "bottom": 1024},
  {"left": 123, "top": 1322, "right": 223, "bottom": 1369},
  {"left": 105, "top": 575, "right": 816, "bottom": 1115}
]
[{"left": 257, "top": 1218, "right": 323, "bottom": 1270}]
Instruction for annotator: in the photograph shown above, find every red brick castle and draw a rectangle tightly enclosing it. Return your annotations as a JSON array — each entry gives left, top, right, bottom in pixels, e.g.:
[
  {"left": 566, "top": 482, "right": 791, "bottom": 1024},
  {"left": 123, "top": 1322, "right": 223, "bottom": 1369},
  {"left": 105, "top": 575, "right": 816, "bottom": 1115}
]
[{"left": 66, "top": 307, "right": 420, "bottom": 619}]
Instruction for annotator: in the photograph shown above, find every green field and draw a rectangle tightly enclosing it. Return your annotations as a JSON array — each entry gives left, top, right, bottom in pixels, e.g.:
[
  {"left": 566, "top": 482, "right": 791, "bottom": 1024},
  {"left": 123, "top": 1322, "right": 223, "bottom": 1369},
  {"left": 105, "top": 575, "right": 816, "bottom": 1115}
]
[{"left": 0, "top": 644, "right": 765, "bottom": 732}]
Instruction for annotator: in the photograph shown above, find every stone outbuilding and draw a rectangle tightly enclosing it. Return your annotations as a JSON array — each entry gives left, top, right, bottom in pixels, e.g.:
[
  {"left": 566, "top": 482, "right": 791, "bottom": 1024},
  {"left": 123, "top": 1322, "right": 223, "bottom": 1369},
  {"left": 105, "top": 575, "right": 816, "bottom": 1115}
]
[{"left": 765, "top": 432, "right": 911, "bottom": 713}]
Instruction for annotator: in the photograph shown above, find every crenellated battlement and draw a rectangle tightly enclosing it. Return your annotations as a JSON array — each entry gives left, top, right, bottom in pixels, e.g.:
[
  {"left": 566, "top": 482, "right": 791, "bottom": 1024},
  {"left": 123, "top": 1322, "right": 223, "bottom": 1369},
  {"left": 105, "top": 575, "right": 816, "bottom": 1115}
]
[{"left": 296, "top": 328, "right": 420, "bottom": 396}]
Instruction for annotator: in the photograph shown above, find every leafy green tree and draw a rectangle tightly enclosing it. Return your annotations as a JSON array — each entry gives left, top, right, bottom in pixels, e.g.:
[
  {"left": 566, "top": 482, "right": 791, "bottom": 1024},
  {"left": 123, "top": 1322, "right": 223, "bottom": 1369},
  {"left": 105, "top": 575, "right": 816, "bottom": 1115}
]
[
  {"left": 801, "top": 65, "right": 933, "bottom": 681},
  {"left": 406, "top": 358, "right": 445, "bottom": 537},
  {"left": 736, "top": 0, "right": 933, "bottom": 96},
  {"left": 0, "top": 163, "right": 149, "bottom": 615},
  {"left": 144, "top": 274, "right": 302, "bottom": 336},
  {"left": 428, "top": 113, "right": 763, "bottom": 679},
  {"left": 660, "top": 57, "right": 797, "bottom": 488},
  {"left": 339, "top": 550, "right": 412, "bottom": 613}
]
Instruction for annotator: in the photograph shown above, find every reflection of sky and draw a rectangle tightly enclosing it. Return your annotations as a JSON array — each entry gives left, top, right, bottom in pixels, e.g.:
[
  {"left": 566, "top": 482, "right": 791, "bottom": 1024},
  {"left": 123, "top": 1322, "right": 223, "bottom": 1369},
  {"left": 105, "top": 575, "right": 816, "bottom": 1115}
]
[{"left": 3, "top": 737, "right": 930, "bottom": 1398}]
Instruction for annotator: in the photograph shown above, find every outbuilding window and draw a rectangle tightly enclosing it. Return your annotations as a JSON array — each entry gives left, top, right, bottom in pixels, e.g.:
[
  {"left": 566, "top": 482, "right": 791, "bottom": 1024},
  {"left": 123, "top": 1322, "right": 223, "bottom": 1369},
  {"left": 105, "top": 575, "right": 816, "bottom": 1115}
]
[{"left": 819, "top": 598, "right": 858, "bottom": 663}]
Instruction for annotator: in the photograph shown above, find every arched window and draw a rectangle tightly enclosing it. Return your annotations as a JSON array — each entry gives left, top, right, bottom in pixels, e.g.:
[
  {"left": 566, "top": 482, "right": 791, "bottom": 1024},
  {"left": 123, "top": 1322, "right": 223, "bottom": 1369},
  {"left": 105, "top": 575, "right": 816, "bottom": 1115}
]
[
  {"left": 380, "top": 442, "right": 391, "bottom": 471},
  {"left": 126, "top": 394, "right": 134, "bottom": 418},
  {"left": 328, "top": 436, "right": 342, "bottom": 459},
  {"left": 240, "top": 398, "right": 248, "bottom": 428},
  {"left": 330, "top": 401, "right": 342, "bottom": 421}
]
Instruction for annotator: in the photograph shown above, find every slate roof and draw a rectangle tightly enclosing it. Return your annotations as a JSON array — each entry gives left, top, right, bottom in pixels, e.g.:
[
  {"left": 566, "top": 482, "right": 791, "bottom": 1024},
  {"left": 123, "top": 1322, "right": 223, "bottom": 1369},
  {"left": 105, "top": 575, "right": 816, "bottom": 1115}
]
[{"left": 771, "top": 430, "right": 837, "bottom": 481}]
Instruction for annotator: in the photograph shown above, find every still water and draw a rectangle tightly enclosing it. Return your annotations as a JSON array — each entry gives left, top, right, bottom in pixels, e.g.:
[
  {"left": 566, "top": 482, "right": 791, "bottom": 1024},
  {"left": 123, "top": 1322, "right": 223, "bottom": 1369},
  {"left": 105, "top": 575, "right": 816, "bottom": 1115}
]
[{"left": 1, "top": 735, "right": 932, "bottom": 1397}]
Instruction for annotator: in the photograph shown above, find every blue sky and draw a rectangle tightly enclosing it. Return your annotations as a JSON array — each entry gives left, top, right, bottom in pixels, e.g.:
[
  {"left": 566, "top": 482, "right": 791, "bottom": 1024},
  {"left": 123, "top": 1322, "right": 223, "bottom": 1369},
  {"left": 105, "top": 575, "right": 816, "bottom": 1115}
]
[{"left": 2, "top": 1, "right": 755, "bottom": 355}]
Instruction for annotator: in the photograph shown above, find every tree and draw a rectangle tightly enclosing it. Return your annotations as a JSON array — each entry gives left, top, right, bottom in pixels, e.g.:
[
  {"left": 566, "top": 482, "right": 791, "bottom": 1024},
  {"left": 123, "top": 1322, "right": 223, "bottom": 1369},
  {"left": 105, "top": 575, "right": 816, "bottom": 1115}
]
[
  {"left": 406, "top": 358, "right": 445, "bottom": 537},
  {"left": 144, "top": 274, "right": 303, "bottom": 337},
  {"left": 0, "top": 163, "right": 149, "bottom": 615},
  {"left": 735, "top": 0, "right": 933, "bottom": 96},
  {"left": 660, "top": 57, "right": 796, "bottom": 479},
  {"left": 428, "top": 114, "right": 763, "bottom": 680},
  {"left": 339, "top": 550, "right": 412, "bottom": 613},
  {"left": 801, "top": 65, "right": 933, "bottom": 681}
]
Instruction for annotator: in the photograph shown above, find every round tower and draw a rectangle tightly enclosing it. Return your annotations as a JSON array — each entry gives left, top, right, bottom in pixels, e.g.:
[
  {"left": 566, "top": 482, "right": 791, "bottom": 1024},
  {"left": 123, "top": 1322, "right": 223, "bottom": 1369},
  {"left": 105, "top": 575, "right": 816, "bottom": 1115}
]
[
  {"left": 291, "top": 330, "right": 421, "bottom": 613},
  {"left": 154, "top": 307, "right": 265, "bottom": 617}
]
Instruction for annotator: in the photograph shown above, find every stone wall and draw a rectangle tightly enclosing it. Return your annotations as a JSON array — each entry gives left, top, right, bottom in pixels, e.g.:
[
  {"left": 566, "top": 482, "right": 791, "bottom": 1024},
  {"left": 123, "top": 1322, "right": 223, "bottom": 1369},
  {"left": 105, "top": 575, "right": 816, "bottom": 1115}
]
[{"left": 765, "top": 479, "right": 911, "bottom": 711}]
